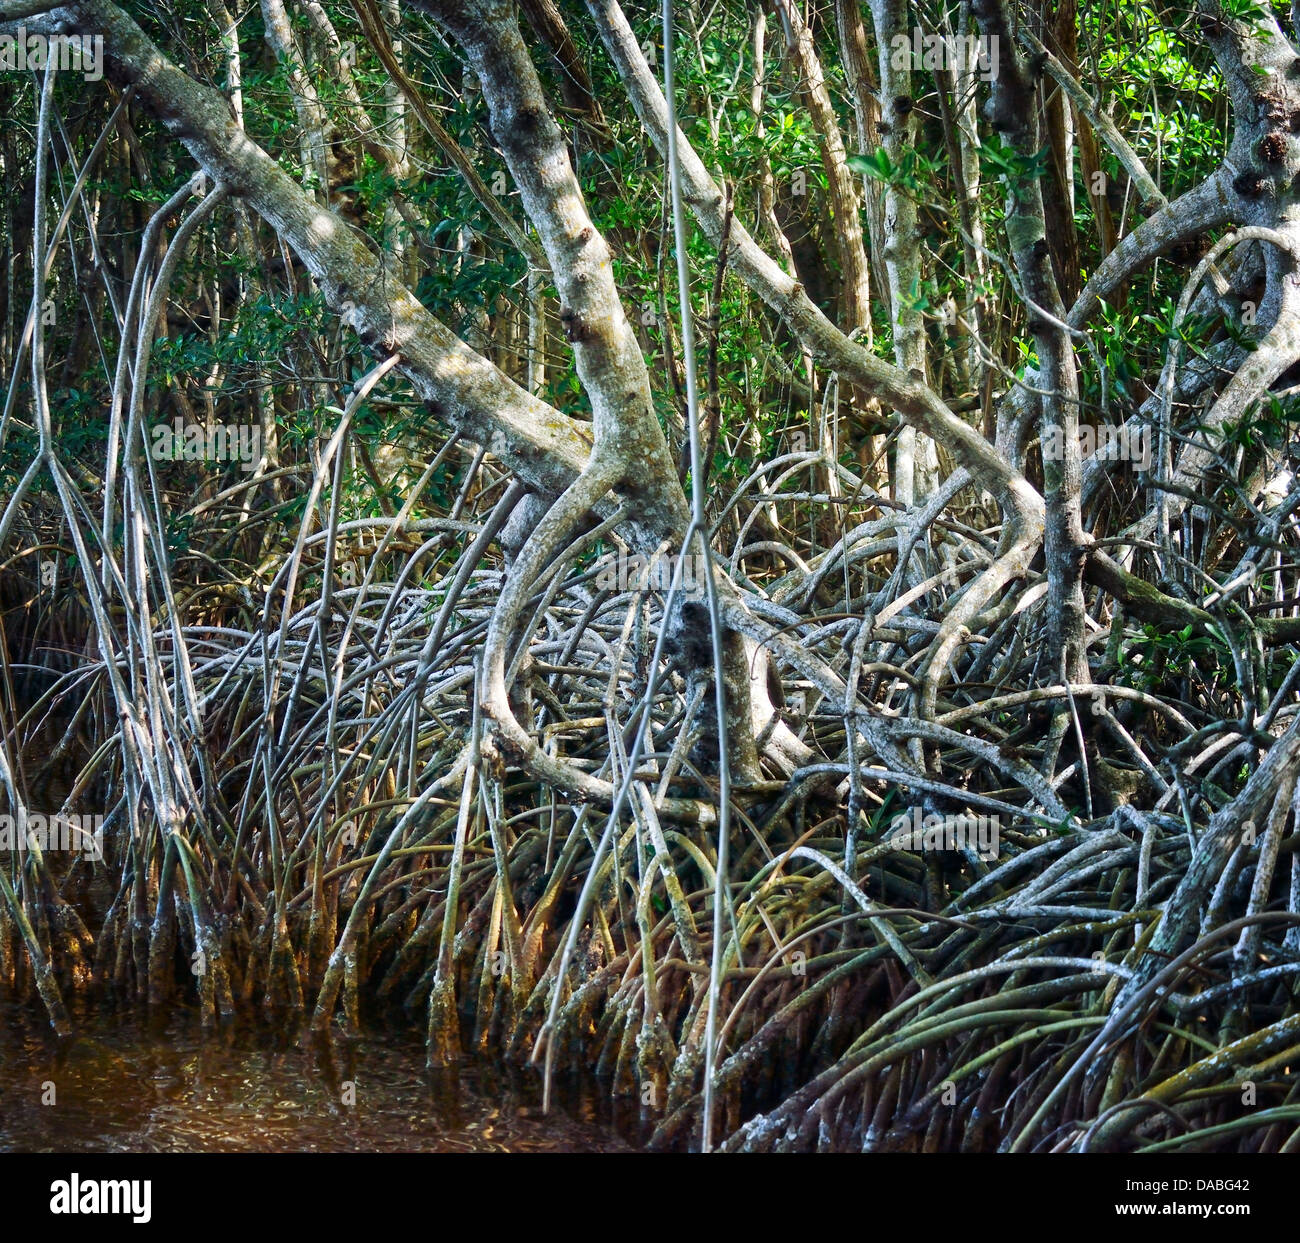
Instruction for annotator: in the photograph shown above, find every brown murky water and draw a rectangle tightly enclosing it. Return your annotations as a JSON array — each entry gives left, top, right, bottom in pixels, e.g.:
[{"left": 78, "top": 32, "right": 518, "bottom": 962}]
[{"left": 0, "top": 1001, "right": 642, "bottom": 1153}]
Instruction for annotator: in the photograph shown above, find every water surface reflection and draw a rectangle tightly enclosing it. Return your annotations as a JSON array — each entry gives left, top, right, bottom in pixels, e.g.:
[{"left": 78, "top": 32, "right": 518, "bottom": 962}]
[{"left": 0, "top": 1002, "right": 639, "bottom": 1152}]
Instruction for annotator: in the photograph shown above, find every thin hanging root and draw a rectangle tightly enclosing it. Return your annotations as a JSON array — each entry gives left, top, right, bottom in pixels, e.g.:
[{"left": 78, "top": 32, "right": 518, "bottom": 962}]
[
  {"left": 428, "top": 682, "right": 481, "bottom": 1068},
  {"left": 0, "top": 868, "right": 70, "bottom": 1035}
]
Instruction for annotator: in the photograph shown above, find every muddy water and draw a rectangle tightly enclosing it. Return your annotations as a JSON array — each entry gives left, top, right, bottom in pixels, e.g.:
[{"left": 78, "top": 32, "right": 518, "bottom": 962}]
[{"left": 0, "top": 1001, "right": 642, "bottom": 1153}]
